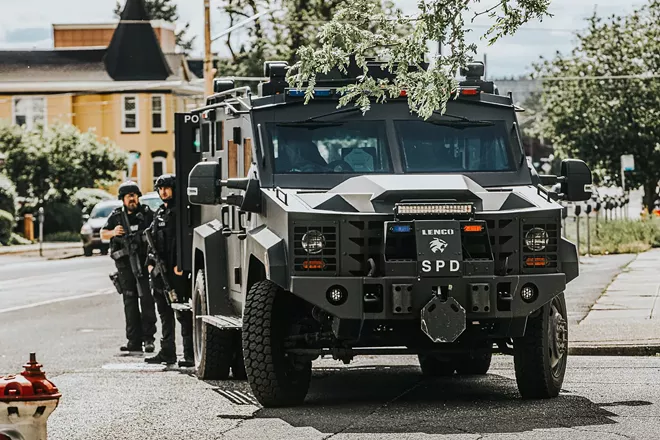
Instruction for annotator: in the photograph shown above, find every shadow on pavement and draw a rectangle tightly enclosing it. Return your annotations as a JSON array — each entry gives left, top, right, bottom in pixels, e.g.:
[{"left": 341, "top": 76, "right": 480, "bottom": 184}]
[{"left": 246, "top": 365, "right": 629, "bottom": 436}]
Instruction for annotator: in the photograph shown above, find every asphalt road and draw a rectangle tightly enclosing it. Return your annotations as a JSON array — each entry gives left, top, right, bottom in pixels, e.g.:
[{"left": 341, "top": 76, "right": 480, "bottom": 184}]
[{"left": 0, "top": 253, "right": 657, "bottom": 439}]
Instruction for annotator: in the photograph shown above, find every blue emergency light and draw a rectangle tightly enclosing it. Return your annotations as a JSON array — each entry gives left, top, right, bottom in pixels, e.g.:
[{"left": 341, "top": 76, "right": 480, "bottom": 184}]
[{"left": 391, "top": 224, "right": 412, "bottom": 233}]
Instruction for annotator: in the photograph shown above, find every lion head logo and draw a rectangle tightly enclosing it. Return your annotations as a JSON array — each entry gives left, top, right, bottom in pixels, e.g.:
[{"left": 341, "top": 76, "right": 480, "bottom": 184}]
[{"left": 429, "top": 238, "right": 448, "bottom": 254}]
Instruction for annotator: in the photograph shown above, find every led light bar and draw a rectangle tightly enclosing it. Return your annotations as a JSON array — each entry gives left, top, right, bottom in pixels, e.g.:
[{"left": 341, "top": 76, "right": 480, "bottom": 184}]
[
  {"left": 395, "top": 202, "right": 474, "bottom": 216},
  {"left": 287, "top": 88, "right": 333, "bottom": 97}
]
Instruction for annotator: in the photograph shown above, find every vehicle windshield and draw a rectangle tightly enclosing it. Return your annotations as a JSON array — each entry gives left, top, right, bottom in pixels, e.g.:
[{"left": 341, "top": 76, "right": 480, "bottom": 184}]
[
  {"left": 268, "top": 121, "right": 391, "bottom": 174},
  {"left": 90, "top": 204, "right": 118, "bottom": 218},
  {"left": 394, "top": 120, "right": 514, "bottom": 173},
  {"left": 141, "top": 197, "right": 163, "bottom": 212}
]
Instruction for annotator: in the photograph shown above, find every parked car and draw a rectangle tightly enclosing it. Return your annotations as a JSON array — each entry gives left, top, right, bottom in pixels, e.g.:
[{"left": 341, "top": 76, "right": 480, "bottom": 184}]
[
  {"left": 80, "top": 199, "right": 121, "bottom": 256},
  {"left": 140, "top": 191, "right": 164, "bottom": 212}
]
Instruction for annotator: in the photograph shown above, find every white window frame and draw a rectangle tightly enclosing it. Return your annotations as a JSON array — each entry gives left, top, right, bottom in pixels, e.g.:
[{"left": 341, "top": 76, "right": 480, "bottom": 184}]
[
  {"left": 12, "top": 96, "right": 47, "bottom": 130},
  {"left": 152, "top": 156, "right": 167, "bottom": 181},
  {"left": 127, "top": 152, "right": 141, "bottom": 186},
  {"left": 122, "top": 94, "right": 140, "bottom": 133},
  {"left": 151, "top": 94, "right": 166, "bottom": 132}
]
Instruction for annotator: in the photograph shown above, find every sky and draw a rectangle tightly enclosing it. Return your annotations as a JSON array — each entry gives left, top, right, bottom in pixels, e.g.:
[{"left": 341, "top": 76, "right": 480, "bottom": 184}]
[{"left": 0, "top": 0, "right": 649, "bottom": 79}]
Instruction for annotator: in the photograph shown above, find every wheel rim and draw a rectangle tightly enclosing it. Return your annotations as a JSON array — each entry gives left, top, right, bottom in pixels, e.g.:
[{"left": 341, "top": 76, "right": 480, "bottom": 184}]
[
  {"left": 548, "top": 297, "right": 568, "bottom": 377},
  {"left": 193, "top": 287, "right": 203, "bottom": 366}
]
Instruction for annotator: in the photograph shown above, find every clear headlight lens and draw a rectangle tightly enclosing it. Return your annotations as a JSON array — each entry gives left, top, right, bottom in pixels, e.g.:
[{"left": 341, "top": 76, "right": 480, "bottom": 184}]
[
  {"left": 81, "top": 224, "right": 93, "bottom": 235},
  {"left": 301, "top": 230, "right": 325, "bottom": 254},
  {"left": 525, "top": 227, "right": 549, "bottom": 252}
]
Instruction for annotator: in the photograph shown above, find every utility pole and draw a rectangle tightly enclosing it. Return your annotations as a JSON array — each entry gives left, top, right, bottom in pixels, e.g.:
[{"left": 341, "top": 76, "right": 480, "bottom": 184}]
[{"left": 204, "top": 0, "right": 213, "bottom": 98}]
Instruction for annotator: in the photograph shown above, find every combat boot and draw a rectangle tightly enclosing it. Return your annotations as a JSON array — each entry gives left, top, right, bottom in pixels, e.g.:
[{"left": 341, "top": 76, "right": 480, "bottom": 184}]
[
  {"left": 145, "top": 351, "right": 177, "bottom": 365},
  {"left": 178, "top": 337, "right": 194, "bottom": 367},
  {"left": 120, "top": 342, "right": 142, "bottom": 352}
]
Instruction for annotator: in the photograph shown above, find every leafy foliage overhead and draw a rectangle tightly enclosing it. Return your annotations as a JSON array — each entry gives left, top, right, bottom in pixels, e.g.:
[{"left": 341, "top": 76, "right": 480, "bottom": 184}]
[
  {"left": 114, "top": 0, "right": 196, "bottom": 54},
  {"left": 532, "top": 0, "right": 660, "bottom": 210},
  {"left": 215, "top": 0, "right": 403, "bottom": 79},
  {"left": 285, "top": 0, "right": 552, "bottom": 119},
  {"left": 0, "top": 122, "right": 127, "bottom": 205}
]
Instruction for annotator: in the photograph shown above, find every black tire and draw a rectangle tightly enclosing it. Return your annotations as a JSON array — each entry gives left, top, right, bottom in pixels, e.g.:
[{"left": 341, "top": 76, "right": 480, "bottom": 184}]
[
  {"left": 242, "top": 280, "right": 312, "bottom": 407},
  {"left": 83, "top": 246, "right": 93, "bottom": 257},
  {"left": 192, "top": 269, "right": 234, "bottom": 380},
  {"left": 455, "top": 344, "right": 493, "bottom": 375},
  {"left": 100, "top": 246, "right": 109, "bottom": 256},
  {"left": 231, "top": 332, "right": 247, "bottom": 379},
  {"left": 418, "top": 354, "right": 455, "bottom": 377},
  {"left": 513, "top": 293, "right": 568, "bottom": 399}
]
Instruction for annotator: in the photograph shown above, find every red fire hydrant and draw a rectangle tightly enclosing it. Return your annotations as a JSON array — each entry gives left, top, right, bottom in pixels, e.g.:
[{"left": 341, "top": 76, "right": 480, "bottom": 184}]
[{"left": 0, "top": 353, "right": 61, "bottom": 440}]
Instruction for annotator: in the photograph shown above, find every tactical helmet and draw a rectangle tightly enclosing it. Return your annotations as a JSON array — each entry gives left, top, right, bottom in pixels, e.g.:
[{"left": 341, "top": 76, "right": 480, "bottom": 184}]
[
  {"left": 154, "top": 173, "right": 176, "bottom": 191},
  {"left": 117, "top": 180, "right": 142, "bottom": 200}
]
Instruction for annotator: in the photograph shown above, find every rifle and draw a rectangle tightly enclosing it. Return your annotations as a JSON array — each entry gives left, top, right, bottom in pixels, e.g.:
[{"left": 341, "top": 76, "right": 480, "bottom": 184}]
[
  {"left": 144, "top": 228, "right": 179, "bottom": 305},
  {"left": 119, "top": 208, "right": 147, "bottom": 296}
]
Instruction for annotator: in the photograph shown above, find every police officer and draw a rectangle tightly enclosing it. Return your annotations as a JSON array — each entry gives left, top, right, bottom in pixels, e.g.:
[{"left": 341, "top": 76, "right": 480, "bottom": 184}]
[
  {"left": 101, "top": 181, "right": 157, "bottom": 353},
  {"left": 144, "top": 174, "right": 194, "bottom": 367}
]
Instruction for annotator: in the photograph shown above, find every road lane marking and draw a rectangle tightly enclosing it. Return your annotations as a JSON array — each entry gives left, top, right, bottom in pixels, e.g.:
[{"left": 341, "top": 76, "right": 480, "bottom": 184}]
[{"left": 0, "top": 288, "right": 114, "bottom": 315}]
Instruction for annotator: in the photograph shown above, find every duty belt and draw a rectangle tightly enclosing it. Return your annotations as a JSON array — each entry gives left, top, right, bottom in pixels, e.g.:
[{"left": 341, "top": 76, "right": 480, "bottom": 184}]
[{"left": 111, "top": 249, "right": 129, "bottom": 260}]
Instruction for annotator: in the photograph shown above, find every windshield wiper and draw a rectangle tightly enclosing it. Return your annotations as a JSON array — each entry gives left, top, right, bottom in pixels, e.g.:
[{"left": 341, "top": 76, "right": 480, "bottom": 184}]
[
  {"left": 427, "top": 119, "right": 495, "bottom": 128},
  {"left": 284, "top": 107, "right": 361, "bottom": 124},
  {"left": 429, "top": 111, "right": 494, "bottom": 127}
]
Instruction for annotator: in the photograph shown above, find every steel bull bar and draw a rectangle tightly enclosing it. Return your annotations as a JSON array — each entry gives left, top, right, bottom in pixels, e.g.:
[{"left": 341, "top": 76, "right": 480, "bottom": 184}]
[{"left": 290, "top": 218, "right": 566, "bottom": 343}]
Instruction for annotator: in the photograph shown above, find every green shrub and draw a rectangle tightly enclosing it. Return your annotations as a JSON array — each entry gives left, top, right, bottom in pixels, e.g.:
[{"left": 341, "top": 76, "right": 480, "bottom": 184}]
[
  {"left": 0, "top": 175, "right": 17, "bottom": 216},
  {"left": 44, "top": 231, "right": 80, "bottom": 242},
  {"left": 8, "top": 233, "right": 31, "bottom": 245},
  {"left": 564, "top": 217, "right": 660, "bottom": 255},
  {"left": 0, "top": 209, "right": 14, "bottom": 245},
  {"left": 71, "top": 188, "right": 114, "bottom": 214},
  {"left": 40, "top": 202, "right": 83, "bottom": 235}
]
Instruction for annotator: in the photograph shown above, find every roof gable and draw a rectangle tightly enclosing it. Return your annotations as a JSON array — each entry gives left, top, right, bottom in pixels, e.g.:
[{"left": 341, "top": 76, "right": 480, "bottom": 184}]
[{"left": 103, "top": 0, "right": 172, "bottom": 81}]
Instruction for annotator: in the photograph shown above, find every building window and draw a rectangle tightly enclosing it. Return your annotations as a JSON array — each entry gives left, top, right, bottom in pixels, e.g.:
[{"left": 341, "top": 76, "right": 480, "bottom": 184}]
[
  {"left": 152, "top": 151, "right": 167, "bottom": 183},
  {"left": 122, "top": 95, "right": 139, "bottom": 132},
  {"left": 13, "top": 97, "right": 46, "bottom": 130},
  {"left": 127, "top": 151, "right": 141, "bottom": 184},
  {"left": 151, "top": 95, "right": 166, "bottom": 132}
]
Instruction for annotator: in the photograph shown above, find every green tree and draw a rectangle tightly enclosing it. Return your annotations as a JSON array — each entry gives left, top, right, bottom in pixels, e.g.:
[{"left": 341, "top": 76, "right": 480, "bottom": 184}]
[
  {"left": 215, "top": 0, "right": 405, "bottom": 78},
  {"left": 0, "top": 122, "right": 127, "bottom": 205},
  {"left": 114, "top": 0, "right": 196, "bottom": 54},
  {"left": 286, "top": 0, "right": 552, "bottom": 119},
  {"left": 532, "top": 1, "right": 660, "bottom": 212}
]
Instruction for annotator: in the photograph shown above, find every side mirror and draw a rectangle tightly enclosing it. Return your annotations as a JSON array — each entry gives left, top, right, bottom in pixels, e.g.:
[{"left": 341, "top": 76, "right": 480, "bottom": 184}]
[
  {"left": 560, "top": 159, "right": 593, "bottom": 202},
  {"left": 187, "top": 161, "right": 220, "bottom": 205},
  {"left": 221, "top": 176, "right": 262, "bottom": 213}
]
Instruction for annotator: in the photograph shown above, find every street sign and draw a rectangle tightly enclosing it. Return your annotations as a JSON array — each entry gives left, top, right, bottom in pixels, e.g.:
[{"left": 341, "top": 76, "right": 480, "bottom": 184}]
[{"left": 621, "top": 154, "right": 635, "bottom": 172}]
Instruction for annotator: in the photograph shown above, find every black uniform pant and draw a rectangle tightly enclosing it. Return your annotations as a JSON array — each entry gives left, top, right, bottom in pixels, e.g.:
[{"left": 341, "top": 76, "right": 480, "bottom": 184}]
[
  {"left": 116, "top": 261, "right": 157, "bottom": 346},
  {"left": 151, "top": 272, "right": 193, "bottom": 358}
]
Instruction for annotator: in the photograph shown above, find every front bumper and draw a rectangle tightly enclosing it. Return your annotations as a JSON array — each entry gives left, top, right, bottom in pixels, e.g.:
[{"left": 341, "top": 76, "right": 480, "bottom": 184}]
[{"left": 290, "top": 273, "right": 565, "bottom": 321}]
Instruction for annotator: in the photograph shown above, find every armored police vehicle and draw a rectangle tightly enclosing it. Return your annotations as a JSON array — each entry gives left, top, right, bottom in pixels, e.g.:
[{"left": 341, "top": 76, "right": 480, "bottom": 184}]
[{"left": 173, "top": 60, "right": 593, "bottom": 408}]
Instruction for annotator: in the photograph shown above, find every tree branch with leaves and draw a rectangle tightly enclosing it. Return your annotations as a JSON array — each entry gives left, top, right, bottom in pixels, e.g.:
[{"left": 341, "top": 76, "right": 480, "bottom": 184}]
[{"left": 286, "top": 0, "right": 551, "bottom": 119}]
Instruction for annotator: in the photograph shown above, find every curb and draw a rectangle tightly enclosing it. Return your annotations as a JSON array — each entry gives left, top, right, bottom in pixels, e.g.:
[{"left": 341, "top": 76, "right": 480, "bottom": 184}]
[
  {"left": 0, "top": 243, "right": 81, "bottom": 256},
  {"left": 569, "top": 345, "right": 660, "bottom": 356}
]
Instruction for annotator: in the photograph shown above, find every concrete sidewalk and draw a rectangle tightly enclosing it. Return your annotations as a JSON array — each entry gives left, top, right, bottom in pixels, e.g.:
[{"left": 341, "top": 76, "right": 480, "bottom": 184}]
[
  {"left": 0, "top": 242, "right": 82, "bottom": 259},
  {"left": 571, "top": 249, "right": 660, "bottom": 355}
]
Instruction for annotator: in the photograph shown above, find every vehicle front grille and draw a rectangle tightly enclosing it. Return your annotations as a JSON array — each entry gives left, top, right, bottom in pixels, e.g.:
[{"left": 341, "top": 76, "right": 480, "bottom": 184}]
[
  {"left": 521, "top": 221, "right": 559, "bottom": 272},
  {"left": 341, "top": 220, "right": 385, "bottom": 276},
  {"left": 484, "top": 217, "right": 519, "bottom": 275},
  {"left": 292, "top": 225, "right": 338, "bottom": 273}
]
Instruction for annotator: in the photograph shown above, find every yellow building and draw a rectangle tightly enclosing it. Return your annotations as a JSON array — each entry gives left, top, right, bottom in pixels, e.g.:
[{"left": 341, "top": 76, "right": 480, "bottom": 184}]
[{"left": 0, "top": 0, "right": 204, "bottom": 194}]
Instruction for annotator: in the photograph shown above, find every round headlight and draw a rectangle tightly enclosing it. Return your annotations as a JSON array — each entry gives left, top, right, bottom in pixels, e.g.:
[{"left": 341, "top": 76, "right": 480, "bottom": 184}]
[
  {"left": 525, "top": 227, "right": 549, "bottom": 252},
  {"left": 301, "top": 230, "right": 325, "bottom": 254}
]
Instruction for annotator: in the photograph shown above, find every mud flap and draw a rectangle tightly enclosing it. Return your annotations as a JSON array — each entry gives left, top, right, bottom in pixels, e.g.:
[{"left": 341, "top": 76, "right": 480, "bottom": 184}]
[{"left": 420, "top": 296, "right": 466, "bottom": 343}]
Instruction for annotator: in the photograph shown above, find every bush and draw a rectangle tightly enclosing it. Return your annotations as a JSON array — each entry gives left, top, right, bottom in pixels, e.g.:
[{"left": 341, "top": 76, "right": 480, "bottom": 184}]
[
  {"left": 0, "top": 175, "right": 17, "bottom": 216},
  {"left": 71, "top": 188, "right": 114, "bottom": 214},
  {"left": 8, "top": 233, "right": 31, "bottom": 245},
  {"left": 44, "top": 231, "right": 80, "bottom": 242},
  {"left": 0, "top": 209, "right": 13, "bottom": 245},
  {"left": 40, "top": 202, "right": 83, "bottom": 235},
  {"left": 565, "top": 217, "right": 660, "bottom": 255}
]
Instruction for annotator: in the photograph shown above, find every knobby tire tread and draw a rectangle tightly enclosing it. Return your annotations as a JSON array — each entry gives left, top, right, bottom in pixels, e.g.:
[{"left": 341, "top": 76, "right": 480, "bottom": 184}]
[{"left": 243, "top": 280, "right": 311, "bottom": 407}]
